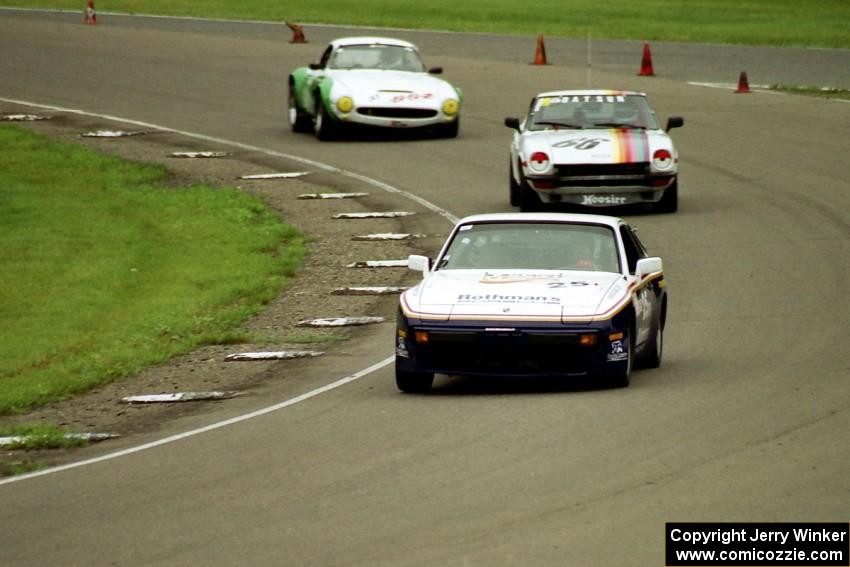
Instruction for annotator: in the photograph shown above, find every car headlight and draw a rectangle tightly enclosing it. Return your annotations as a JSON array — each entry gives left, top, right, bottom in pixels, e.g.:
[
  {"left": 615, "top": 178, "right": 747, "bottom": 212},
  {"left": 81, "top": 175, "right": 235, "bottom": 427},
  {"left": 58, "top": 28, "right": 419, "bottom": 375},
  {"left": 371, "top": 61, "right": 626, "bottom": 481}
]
[
  {"left": 337, "top": 96, "right": 354, "bottom": 113},
  {"left": 652, "top": 149, "right": 674, "bottom": 171},
  {"left": 527, "top": 151, "right": 551, "bottom": 173},
  {"left": 442, "top": 99, "right": 459, "bottom": 117}
]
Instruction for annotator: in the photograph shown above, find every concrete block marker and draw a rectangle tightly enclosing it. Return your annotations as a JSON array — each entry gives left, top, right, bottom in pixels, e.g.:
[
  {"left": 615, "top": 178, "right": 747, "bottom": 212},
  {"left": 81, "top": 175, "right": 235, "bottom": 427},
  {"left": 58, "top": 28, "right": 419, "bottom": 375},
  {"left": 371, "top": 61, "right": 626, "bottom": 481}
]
[
  {"left": 333, "top": 212, "right": 415, "bottom": 219},
  {"left": 81, "top": 130, "right": 147, "bottom": 138},
  {"left": 239, "top": 172, "right": 310, "bottom": 180},
  {"left": 352, "top": 233, "right": 426, "bottom": 241},
  {"left": 170, "top": 151, "right": 230, "bottom": 158},
  {"left": 122, "top": 391, "right": 242, "bottom": 404},
  {"left": 298, "top": 192, "right": 369, "bottom": 200},
  {"left": 225, "top": 350, "right": 324, "bottom": 362},
  {"left": 332, "top": 286, "right": 408, "bottom": 295},
  {"left": 347, "top": 260, "right": 408, "bottom": 268},
  {"left": 0, "top": 433, "right": 119, "bottom": 448},
  {"left": 296, "top": 316, "right": 385, "bottom": 327},
  {"left": 1, "top": 113, "right": 49, "bottom": 121}
]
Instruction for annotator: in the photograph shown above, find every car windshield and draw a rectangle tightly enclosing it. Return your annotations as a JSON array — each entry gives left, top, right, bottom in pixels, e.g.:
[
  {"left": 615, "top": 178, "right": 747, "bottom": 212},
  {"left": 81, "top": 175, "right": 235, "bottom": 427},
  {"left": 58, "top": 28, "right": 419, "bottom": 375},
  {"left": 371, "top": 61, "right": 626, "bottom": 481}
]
[
  {"left": 436, "top": 222, "right": 621, "bottom": 273},
  {"left": 327, "top": 44, "right": 425, "bottom": 72},
  {"left": 527, "top": 94, "right": 660, "bottom": 131}
]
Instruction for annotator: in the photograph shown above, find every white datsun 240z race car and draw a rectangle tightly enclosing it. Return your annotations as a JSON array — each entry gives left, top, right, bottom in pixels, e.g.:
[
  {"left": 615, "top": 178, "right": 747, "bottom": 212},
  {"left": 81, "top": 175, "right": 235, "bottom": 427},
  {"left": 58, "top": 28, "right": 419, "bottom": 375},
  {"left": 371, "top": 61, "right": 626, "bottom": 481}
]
[
  {"left": 395, "top": 213, "right": 667, "bottom": 393},
  {"left": 288, "top": 37, "right": 462, "bottom": 140},
  {"left": 505, "top": 90, "right": 684, "bottom": 213}
]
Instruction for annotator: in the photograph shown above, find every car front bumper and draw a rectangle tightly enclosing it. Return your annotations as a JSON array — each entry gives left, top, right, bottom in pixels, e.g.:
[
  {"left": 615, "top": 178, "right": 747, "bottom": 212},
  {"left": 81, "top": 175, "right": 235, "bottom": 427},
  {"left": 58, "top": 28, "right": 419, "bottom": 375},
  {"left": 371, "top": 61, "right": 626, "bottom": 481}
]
[
  {"left": 524, "top": 163, "right": 676, "bottom": 206},
  {"left": 396, "top": 315, "right": 630, "bottom": 378}
]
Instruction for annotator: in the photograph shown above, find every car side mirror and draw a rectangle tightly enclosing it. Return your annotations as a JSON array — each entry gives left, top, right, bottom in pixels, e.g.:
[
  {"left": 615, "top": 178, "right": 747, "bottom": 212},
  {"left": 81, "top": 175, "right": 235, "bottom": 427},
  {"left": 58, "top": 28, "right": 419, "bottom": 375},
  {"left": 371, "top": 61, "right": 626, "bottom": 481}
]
[
  {"left": 428, "top": 67, "right": 443, "bottom": 75},
  {"left": 666, "top": 117, "right": 684, "bottom": 131},
  {"left": 635, "top": 257, "right": 663, "bottom": 278},
  {"left": 504, "top": 117, "right": 520, "bottom": 130},
  {"left": 309, "top": 63, "right": 322, "bottom": 70},
  {"left": 408, "top": 255, "right": 432, "bottom": 274}
]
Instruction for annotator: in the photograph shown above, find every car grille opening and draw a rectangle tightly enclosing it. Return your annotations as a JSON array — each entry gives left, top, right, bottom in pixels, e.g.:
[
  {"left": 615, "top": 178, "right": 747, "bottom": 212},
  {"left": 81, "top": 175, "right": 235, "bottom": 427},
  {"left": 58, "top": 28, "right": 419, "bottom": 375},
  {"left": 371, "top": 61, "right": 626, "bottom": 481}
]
[
  {"left": 554, "top": 162, "right": 650, "bottom": 187},
  {"left": 357, "top": 107, "right": 438, "bottom": 119},
  {"left": 415, "top": 330, "right": 598, "bottom": 375}
]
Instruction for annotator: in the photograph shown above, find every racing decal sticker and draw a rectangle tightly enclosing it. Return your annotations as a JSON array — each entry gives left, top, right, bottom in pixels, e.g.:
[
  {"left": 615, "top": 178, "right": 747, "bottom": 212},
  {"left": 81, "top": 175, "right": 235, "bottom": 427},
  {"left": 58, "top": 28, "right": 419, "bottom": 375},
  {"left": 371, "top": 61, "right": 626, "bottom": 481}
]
[
  {"left": 396, "top": 336, "right": 409, "bottom": 358},
  {"left": 611, "top": 129, "right": 649, "bottom": 164},
  {"left": 607, "top": 339, "right": 628, "bottom": 362},
  {"left": 552, "top": 137, "right": 607, "bottom": 150},
  {"left": 582, "top": 195, "right": 627, "bottom": 206},
  {"left": 479, "top": 271, "right": 565, "bottom": 285},
  {"left": 457, "top": 293, "right": 561, "bottom": 305}
]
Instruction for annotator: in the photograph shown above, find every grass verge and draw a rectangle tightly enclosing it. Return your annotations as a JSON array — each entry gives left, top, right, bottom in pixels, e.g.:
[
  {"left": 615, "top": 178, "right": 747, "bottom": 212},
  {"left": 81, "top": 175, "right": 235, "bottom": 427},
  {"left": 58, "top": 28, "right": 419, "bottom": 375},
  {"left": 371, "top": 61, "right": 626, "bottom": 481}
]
[
  {"left": 768, "top": 85, "right": 850, "bottom": 101},
  {"left": 3, "top": 0, "right": 850, "bottom": 48},
  {"left": 0, "top": 124, "right": 306, "bottom": 415},
  {"left": 0, "top": 424, "right": 88, "bottom": 450}
]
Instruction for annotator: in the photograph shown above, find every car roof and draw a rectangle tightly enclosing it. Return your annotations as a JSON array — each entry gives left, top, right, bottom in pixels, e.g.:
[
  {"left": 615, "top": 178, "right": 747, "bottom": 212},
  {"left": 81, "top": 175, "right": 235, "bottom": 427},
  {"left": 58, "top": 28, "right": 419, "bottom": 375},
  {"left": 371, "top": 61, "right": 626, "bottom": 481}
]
[
  {"left": 534, "top": 89, "right": 646, "bottom": 99},
  {"left": 455, "top": 212, "right": 625, "bottom": 230},
  {"left": 330, "top": 37, "right": 418, "bottom": 50}
]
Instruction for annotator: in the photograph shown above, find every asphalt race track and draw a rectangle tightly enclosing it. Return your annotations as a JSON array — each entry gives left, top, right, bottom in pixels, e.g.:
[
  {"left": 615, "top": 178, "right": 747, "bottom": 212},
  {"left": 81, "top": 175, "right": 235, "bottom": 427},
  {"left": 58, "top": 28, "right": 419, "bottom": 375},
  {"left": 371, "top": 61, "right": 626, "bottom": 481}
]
[{"left": 1, "top": 10, "right": 849, "bottom": 566}]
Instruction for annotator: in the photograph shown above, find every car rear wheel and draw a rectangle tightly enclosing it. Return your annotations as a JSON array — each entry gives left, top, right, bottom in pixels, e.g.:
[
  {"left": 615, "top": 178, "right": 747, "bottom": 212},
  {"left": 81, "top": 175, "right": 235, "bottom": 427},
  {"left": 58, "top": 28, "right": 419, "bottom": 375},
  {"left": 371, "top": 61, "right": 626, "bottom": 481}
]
[
  {"left": 655, "top": 180, "right": 678, "bottom": 213},
  {"left": 395, "top": 367, "right": 434, "bottom": 393},
  {"left": 288, "top": 85, "right": 313, "bottom": 133}
]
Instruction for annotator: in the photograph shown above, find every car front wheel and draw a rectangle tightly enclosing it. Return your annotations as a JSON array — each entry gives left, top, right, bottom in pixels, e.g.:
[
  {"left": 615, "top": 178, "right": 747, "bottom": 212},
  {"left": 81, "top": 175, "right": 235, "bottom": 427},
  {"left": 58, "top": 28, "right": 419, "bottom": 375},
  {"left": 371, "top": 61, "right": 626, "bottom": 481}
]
[
  {"left": 509, "top": 161, "right": 520, "bottom": 206},
  {"left": 655, "top": 180, "right": 678, "bottom": 213},
  {"left": 519, "top": 179, "right": 542, "bottom": 212},
  {"left": 395, "top": 367, "right": 434, "bottom": 393},
  {"left": 314, "top": 98, "right": 339, "bottom": 141}
]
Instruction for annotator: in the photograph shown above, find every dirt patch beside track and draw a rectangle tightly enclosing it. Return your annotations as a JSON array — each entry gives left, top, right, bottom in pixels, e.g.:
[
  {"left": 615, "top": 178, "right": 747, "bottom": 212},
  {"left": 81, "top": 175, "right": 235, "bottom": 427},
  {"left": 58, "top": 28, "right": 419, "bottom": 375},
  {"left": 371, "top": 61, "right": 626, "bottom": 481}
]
[{"left": 0, "top": 107, "right": 447, "bottom": 476}]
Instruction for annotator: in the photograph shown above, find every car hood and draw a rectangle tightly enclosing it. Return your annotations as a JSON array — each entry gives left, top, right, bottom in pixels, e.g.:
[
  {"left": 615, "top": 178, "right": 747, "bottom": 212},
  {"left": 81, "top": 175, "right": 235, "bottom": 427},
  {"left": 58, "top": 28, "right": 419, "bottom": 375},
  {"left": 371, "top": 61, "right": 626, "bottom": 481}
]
[
  {"left": 521, "top": 128, "right": 673, "bottom": 165},
  {"left": 401, "top": 269, "right": 632, "bottom": 323},
  {"left": 326, "top": 70, "right": 457, "bottom": 104}
]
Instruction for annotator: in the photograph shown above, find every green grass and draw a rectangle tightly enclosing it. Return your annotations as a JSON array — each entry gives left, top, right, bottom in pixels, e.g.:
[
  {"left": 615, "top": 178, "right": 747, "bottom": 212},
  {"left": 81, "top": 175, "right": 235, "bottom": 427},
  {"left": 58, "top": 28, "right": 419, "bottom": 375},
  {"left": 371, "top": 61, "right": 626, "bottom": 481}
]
[
  {"left": 0, "top": 124, "right": 306, "bottom": 415},
  {"left": 0, "top": 424, "right": 87, "bottom": 450},
  {"left": 4, "top": 0, "right": 850, "bottom": 48},
  {"left": 769, "top": 85, "right": 850, "bottom": 101}
]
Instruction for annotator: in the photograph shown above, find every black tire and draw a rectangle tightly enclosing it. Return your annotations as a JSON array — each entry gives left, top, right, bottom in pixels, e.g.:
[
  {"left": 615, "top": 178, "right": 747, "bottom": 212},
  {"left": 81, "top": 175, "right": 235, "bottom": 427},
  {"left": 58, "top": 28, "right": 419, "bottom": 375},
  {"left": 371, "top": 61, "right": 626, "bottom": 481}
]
[
  {"left": 509, "top": 161, "right": 520, "bottom": 206},
  {"left": 288, "top": 85, "right": 312, "bottom": 133},
  {"left": 519, "top": 179, "right": 542, "bottom": 212},
  {"left": 637, "top": 323, "right": 663, "bottom": 369},
  {"left": 655, "top": 180, "right": 678, "bottom": 213},
  {"left": 395, "top": 367, "right": 434, "bottom": 393},
  {"left": 314, "top": 98, "right": 339, "bottom": 141},
  {"left": 439, "top": 117, "right": 459, "bottom": 138}
]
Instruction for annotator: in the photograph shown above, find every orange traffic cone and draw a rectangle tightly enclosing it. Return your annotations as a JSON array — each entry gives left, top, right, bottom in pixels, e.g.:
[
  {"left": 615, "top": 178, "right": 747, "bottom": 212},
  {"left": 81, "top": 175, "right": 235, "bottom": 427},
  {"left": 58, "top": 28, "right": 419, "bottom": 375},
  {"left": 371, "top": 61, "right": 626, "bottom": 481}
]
[
  {"left": 84, "top": 0, "right": 97, "bottom": 25},
  {"left": 638, "top": 43, "right": 654, "bottom": 76},
  {"left": 285, "top": 22, "right": 307, "bottom": 44},
  {"left": 532, "top": 34, "right": 548, "bottom": 65},
  {"left": 735, "top": 71, "right": 751, "bottom": 93}
]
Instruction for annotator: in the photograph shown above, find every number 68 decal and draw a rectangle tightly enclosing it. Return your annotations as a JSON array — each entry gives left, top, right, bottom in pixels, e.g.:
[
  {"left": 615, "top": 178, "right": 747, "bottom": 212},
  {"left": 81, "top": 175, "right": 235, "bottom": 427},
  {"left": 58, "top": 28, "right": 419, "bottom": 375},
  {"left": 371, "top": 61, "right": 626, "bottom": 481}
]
[{"left": 552, "top": 137, "right": 607, "bottom": 150}]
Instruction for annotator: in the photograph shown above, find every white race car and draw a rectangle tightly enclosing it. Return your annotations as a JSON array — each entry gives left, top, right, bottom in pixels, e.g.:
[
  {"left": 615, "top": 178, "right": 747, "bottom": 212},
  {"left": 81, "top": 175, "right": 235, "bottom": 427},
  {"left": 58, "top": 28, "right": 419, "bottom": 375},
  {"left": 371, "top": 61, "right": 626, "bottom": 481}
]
[
  {"left": 395, "top": 213, "right": 667, "bottom": 392},
  {"left": 505, "top": 90, "right": 684, "bottom": 212},
  {"left": 288, "top": 37, "right": 462, "bottom": 139}
]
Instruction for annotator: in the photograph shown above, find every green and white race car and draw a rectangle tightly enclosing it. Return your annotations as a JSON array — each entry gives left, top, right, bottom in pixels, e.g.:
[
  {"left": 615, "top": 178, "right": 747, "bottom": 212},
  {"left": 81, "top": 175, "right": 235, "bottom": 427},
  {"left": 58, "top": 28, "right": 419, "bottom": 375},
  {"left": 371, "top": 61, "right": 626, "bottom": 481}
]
[{"left": 288, "top": 37, "right": 462, "bottom": 140}]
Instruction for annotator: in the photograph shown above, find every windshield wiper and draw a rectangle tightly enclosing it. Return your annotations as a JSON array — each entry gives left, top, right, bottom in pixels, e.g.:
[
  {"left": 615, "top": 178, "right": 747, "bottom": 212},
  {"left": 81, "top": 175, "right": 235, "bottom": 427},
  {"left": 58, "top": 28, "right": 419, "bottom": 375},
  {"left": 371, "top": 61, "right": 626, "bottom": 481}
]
[
  {"left": 589, "top": 122, "right": 646, "bottom": 129},
  {"left": 533, "top": 121, "right": 583, "bottom": 129}
]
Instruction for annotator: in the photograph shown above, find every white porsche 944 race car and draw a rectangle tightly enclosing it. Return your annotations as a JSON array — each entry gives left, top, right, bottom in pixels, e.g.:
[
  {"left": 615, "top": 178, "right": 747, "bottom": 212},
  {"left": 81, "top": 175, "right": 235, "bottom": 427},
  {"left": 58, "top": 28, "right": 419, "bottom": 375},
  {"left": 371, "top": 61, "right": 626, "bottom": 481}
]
[
  {"left": 395, "top": 213, "right": 667, "bottom": 392},
  {"left": 505, "top": 90, "right": 684, "bottom": 212},
  {"left": 288, "top": 37, "right": 462, "bottom": 139}
]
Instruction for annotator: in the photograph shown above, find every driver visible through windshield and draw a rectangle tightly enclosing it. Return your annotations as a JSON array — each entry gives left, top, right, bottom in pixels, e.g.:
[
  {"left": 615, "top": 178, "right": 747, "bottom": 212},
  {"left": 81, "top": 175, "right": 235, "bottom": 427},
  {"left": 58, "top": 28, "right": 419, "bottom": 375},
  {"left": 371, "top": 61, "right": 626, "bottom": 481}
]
[{"left": 437, "top": 222, "right": 621, "bottom": 273}]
